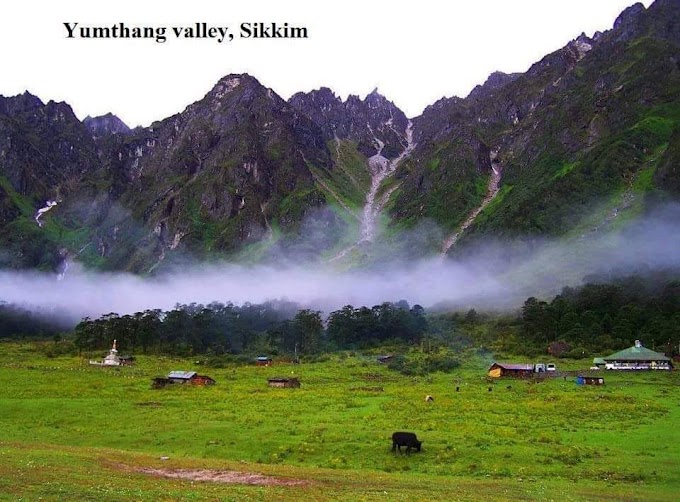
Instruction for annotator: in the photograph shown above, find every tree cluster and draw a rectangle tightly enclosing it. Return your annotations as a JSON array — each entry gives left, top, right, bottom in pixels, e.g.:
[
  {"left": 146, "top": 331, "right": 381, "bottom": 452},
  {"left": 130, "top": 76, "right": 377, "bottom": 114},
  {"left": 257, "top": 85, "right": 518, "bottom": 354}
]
[
  {"left": 0, "top": 302, "right": 66, "bottom": 339},
  {"left": 521, "top": 272, "right": 680, "bottom": 357},
  {"left": 326, "top": 301, "right": 427, "bottom": 348},
  {"left": 74, "top": 300, "right": 305, "bottom": 356},
  {"left": 72, "top": 300, "right": 427, "bottom": 357}
]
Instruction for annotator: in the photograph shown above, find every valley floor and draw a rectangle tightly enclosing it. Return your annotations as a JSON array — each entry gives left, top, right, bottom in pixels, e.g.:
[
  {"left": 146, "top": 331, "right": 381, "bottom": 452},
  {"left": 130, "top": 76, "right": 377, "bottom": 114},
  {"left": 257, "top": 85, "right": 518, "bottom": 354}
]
[{"left": 0, "top": 342, "right": 678, "bottom": 501}]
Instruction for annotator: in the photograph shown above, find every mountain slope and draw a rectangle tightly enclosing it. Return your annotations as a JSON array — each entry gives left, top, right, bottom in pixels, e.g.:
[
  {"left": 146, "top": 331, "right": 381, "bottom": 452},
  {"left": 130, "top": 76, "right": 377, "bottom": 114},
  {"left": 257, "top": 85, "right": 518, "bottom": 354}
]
[
  {"left": 0, "top": 0, "right": 679, "bottom": 273},
  {"left": 0, "top": 92, "right": 100, "bottom": 269},
  {"left": 387, "top": 0, "right": 680, "bottom": 256}
]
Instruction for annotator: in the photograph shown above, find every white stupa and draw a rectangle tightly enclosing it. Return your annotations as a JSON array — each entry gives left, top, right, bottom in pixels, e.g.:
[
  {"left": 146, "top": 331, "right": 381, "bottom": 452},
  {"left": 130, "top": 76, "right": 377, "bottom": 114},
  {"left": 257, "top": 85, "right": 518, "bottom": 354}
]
[{"left": 89, "top": 340, "right": 121, "bottom": 366}]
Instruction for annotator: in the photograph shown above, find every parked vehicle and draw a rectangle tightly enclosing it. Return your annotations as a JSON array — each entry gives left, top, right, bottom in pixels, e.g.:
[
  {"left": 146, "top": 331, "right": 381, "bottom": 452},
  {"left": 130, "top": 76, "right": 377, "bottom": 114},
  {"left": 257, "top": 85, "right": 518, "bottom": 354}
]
[{"left": 533, "top": 363, "right": 557, "bottom": 373}]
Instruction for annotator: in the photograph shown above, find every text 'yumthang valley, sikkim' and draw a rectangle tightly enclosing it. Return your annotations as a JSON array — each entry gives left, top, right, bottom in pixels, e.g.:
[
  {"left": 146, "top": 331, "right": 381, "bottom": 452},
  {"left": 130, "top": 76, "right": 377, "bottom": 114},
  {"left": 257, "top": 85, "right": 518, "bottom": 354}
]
[
  {"left": 0, "top": 1, "right": 676, "bottom": 275},
  {"left": 62, "top": 22, "right": 309, "bottom": 44}
]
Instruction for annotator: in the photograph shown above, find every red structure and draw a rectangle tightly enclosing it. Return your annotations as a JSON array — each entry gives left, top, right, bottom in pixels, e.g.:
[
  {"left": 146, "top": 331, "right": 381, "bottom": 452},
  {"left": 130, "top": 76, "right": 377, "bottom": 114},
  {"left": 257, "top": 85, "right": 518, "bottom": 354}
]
[{"left": 488, "top": 363, "right": 534, "bottom": 378}]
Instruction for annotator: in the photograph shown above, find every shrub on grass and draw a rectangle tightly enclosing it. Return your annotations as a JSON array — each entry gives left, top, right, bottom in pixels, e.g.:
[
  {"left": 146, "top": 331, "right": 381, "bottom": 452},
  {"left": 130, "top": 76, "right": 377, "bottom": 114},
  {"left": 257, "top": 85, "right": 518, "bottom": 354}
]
[
  {"left": 40, "top": 340, "right": 78, "bottom": 358},
  {"left": 387, "top": 349, "right": 460, "bottom": 376}
]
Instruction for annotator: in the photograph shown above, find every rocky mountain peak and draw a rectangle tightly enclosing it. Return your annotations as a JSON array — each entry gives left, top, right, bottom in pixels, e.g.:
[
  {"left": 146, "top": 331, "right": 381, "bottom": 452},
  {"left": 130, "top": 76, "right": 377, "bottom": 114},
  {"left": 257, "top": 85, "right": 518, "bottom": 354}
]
[
  {"left": 83, "top": 113, "right": 130, "bottom": 138},
  {"left": 0, "top": 91, "right": 44, "bottom": 115},
  {"left": 289, "top": 87, "right": 408, "bottom": 158},
  {"left": 173, "top": 72, "right": 290, "bottom": 128},
  {"left": 645, "top": 0, "right": 680, "bottom": 45},
  {"left": 608, "top": 0, "right": 680, "bottom": 45},
  {"left": 612, "top": 2, "right": 647, "bottom": 42},
  {"left": 614, "top": 2, "right": 646, "bottom": 30},
  {"left": 312, "top": 86, "right": 338, "bottom": 100},
  {"left": 289, "top": 87, "right": 341, "bottom": 109},
  {"left": 467, "top": 71, "right": 521, "bottom": 101},
  {"left": 206, "top": 73, "right": 270, "bottom": 102},
  {"left": 364, "top": 88, "right": 395, "bottom": 110},
  {"left": 568, "top": 33, "right": 596, "bottom": 61}
]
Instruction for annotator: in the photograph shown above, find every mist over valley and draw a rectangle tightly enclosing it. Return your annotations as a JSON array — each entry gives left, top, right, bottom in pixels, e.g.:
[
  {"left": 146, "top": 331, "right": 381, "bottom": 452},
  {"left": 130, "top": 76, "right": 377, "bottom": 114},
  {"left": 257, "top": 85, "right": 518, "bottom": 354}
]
[{"left": 1, "top": 0, "right": 679, "bottom": 325}]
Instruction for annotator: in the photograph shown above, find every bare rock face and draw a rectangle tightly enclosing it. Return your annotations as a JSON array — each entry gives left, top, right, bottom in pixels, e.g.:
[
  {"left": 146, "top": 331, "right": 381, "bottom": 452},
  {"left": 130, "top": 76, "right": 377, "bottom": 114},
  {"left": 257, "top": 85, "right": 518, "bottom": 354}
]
[
  {"left": 613, "top": 2, "right": 647, "bottom": 41},
  {"left": 467, "top": 72, "right": 521, "bottom": 101},
  {"left": 0, "top": 92, "right": 99, "bottom": 199},
  {"left": 387, "top": 0, "right": 680, "bottom": 247},
  {"left": 84, "top": 73, "right": 334, "bottom": 270},
  {"left": 1, "top": 0, "right": 679, "bottom": 271},
  {"left": 289, "top": 87, "right": 409, "bottom": 158},
  {"left": 83, "top": 113, "right": 130, "bottom": 138}
]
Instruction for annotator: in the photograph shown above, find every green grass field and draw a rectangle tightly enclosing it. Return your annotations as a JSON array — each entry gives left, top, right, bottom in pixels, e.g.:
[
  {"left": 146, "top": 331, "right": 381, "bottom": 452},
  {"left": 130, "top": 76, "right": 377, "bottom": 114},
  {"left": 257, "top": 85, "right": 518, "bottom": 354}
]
[{"left": 1, "top": 342, "right": 678, "bottom": 501}]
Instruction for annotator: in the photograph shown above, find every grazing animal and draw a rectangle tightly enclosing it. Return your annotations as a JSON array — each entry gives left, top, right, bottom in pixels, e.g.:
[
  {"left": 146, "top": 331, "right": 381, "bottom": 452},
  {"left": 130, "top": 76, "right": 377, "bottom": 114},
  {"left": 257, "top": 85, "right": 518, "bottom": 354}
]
[
  {"left": 425, "top": 395, "right": 434, "bottom": 402},
  {"left": 392, "top": 432, "right": 422, "bottom": 453}
]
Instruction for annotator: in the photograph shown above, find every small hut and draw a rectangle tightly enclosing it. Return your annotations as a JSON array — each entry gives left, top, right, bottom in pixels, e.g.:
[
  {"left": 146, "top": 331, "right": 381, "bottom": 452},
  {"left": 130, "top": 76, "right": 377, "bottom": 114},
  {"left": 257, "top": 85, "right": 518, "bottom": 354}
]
[
  {"left": 167, "top": 371, "right": 216, "bottom": 386},
  {"left": 256, "top": 356, "right": 273, "bottom": 366},
  {"left": 151, "top": 377, "right": 172, "bottom": 389},
  {"left": 268, "top": 377, "right": 300, "bottom": 388},
  {"left": 119, "top": 355, "right": 135, "bottom": 366},
  {"left": 576, "top": 375, "right": 605, "bottom": 385},
  {"left": 488, "top": 363, "right": 534, "bottom": 378}
]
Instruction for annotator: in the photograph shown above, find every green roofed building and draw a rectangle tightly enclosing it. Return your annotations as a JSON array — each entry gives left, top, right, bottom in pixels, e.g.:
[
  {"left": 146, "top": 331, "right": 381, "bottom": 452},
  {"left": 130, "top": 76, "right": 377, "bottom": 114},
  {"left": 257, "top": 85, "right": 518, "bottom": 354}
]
[
  {"left": 591, "top": 357, "right": 606, "bottom": 369},
  {"left": 602, "top": 340, "right": 672, "bottom": 371}
]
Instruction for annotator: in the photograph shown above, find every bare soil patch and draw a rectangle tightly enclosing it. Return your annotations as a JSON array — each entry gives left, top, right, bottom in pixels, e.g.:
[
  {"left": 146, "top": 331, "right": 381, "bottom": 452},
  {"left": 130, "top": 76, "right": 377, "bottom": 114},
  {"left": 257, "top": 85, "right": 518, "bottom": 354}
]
[{"left": 138, "top": 467, "right": 307, "bottom": 486}]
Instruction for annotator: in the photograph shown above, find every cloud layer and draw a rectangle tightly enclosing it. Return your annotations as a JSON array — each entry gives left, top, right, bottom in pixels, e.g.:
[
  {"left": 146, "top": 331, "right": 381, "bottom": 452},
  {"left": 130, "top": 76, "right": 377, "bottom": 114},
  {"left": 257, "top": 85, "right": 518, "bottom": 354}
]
[{"left": 1, "top": 204, "right": 679, "bottom": 324}]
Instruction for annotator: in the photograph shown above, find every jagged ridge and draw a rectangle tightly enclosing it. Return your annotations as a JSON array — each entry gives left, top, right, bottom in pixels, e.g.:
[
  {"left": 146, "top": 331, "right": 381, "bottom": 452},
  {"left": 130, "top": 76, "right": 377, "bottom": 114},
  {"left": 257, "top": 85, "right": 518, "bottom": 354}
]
[{"left": 0, "top": 0, "right": 679, "bottom": 272}]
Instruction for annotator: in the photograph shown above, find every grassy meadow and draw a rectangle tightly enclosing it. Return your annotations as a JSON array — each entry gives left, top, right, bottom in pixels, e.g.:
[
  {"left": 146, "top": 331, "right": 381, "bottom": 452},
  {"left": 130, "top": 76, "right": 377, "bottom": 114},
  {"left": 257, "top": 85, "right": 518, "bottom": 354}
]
[{"left": 0, "top": 342, "right": 679, "bottom": 501}]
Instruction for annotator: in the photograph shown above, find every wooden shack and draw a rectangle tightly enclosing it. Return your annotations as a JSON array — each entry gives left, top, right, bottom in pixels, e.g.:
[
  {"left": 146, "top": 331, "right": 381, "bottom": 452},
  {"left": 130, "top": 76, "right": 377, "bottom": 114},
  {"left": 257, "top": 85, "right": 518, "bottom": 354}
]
[
  {"left": 268, "top": 377, "right": 300, "bottom": 388},
  {"left": 256, "top": 356, "right": 273, "bottom": 366},
  {"left": 488, "top": 363, "right": 534, "bottom": 378},
  {"left": 151, "top": 377, "right": 172, "bottom": 389},
  {"left": 576, "top": 375, "right": 605, "bottom": 385},
  {"left": 119, "top": 355, "right": 136, "bottom": 366},
  {"left": 166, "top": 371, "right": 216, "bottom": 386}
]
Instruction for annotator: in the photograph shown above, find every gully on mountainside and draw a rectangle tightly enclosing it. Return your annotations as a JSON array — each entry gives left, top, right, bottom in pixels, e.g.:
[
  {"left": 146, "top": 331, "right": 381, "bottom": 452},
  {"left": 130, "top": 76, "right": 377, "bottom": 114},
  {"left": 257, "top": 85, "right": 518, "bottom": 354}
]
[
  {"left": 329, "top": 121, "right": 415, "bottom": 262},
  {"left": 441, "top": 149, "right": 503, "bottom": 257}
]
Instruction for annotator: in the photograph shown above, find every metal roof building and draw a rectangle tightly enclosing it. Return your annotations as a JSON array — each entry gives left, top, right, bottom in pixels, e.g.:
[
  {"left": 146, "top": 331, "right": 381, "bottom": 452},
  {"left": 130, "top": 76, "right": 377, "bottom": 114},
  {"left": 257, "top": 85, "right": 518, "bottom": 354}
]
[
  {"left": 168, "top": 371, "right": 198, "bottom": 380},
  {"left": 488, "top": 362, "right": 534, "bottom": 378},
  {"left": 602, "top": 340, "right": 672, "bottom": 370}
]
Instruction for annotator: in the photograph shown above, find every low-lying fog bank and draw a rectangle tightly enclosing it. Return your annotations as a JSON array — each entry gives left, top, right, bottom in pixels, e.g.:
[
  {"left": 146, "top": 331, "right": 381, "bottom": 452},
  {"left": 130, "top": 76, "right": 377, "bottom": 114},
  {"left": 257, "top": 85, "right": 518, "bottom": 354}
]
[{"left": 1, "top": 204, "right": 679, "bottom": 325}]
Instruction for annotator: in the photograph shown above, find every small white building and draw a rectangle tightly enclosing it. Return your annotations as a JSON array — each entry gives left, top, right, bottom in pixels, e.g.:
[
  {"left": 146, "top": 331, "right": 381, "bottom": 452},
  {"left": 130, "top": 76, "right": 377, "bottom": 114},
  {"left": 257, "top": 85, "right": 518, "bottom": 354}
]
[{"left": 89, "top": 340, "right": 121, "bottom": 366}]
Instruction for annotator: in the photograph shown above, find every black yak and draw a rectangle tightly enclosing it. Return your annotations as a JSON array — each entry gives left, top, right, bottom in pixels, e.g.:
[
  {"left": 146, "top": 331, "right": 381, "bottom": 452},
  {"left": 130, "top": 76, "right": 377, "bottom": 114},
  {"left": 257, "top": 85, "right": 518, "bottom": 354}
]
[{"left": 391, "top": 432, "right": 422, "bottom": 453}]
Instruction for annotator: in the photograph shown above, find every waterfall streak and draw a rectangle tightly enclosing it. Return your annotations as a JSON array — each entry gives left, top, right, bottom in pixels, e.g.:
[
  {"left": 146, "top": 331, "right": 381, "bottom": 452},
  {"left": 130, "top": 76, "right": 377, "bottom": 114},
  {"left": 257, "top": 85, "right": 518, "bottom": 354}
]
[
  {"left": 441, "top": 152, "right": 502, "bottom": 256},
  {"left": 35, "top": 200, "right": 58, "bottom": 227}
]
